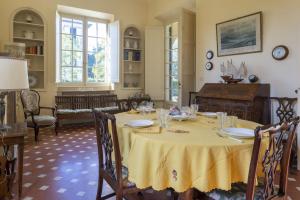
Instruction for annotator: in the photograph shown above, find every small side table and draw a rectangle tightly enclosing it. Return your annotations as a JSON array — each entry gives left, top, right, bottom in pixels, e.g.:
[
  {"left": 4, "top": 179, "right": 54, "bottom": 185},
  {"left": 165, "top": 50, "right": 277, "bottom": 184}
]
[{"left": 1, "top": 123, "right": 26, "bottom": 200}]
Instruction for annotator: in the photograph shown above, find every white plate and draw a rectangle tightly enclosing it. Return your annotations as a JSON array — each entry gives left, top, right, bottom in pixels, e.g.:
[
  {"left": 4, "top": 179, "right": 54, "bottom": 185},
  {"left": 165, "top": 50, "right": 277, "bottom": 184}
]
[
  {"left": 171, "top": 115, "right": 190, "bottom": 121},
  {"left": 126, "top": 120, "right": 154, "bottom": 128},
  {"left": 136, "top": 108, "right": 156, "bottom": 113},
  {"left": 223, "top": 128, "right": 255, "bottom": 139},
  {"left": 199, "top": 112, "right": 217, "bottom": 118}
]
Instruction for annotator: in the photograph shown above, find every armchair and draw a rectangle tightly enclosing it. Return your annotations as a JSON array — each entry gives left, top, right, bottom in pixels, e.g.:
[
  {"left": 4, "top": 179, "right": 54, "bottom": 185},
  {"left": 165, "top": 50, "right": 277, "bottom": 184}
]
[{"left": 20, "top": 90, "right": 57, "bottom": 142}]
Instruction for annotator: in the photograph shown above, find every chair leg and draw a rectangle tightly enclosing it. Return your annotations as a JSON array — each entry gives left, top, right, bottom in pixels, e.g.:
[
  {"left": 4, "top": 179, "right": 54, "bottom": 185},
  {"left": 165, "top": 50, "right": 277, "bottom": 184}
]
[
  {"left": 96, "top": 175, "right": 103, "bottom": 200},
  {"left": 55, "top": 121, "right": 59, "bottom": 136},
  {"left": 34, "top": 127, "right": 39, "bottom": 142},
  {"left": 170, "top": 189, "right": 179, "bottom": 200},
  {"left": 115, "top": 192, "right": 122, "bottom": 200}
]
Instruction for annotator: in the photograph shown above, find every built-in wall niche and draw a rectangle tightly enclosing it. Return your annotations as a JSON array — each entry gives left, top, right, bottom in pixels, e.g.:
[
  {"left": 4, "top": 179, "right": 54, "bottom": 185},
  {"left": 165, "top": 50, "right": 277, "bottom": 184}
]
[
  {"left": 123, "top": 26, "right": 144, "bottom": 89},
  {"left": 12, "top": 8, "right": 46, "bottom": 89}
]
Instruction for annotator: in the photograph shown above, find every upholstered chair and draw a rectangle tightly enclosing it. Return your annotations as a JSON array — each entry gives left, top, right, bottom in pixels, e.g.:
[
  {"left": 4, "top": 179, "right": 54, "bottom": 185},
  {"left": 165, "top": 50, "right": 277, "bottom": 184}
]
[{"left": 20, "top": 90, "right": 57, "bottom": 142}]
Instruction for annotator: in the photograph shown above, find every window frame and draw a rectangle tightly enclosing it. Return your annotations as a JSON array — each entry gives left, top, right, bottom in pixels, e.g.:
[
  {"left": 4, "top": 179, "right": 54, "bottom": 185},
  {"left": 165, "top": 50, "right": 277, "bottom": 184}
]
[
  {"left": 164, "top": 22, "right": 179, "bottom": 103},
  {"left": 57, "top": 12, "right": 110, "bottom": 87}
]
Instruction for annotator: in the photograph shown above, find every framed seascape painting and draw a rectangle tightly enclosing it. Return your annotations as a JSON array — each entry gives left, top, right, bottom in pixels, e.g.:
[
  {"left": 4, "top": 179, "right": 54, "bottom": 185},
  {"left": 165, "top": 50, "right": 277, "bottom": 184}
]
[{"left": 216, "top": 12, "right": 262, "bottom": 57}]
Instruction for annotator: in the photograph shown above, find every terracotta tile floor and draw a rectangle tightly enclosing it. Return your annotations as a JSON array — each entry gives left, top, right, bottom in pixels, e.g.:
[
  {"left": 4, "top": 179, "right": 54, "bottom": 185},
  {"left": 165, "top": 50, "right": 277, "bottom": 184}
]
[{"left": 11, "top": 125, "right": 300, "bottom": 200}]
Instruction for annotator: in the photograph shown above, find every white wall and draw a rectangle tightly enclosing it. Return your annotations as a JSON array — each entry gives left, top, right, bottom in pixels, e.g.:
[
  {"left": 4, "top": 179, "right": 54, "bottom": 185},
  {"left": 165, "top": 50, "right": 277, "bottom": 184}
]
[
  {"left": 196, "top": 0, "right": 300, "bottom": 98},
  {"left": 146, "top": 0, "right": 195, "bottom": 25}
]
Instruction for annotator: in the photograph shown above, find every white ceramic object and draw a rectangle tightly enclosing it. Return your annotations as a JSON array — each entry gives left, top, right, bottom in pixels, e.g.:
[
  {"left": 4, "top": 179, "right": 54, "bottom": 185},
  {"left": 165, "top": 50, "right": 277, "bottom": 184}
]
[
  {"left": 133, "top": 41, "right": 138, "bottom": 49},
  {"left": 126, "top": 120, "right": 154, "bottom": 128},
  {"left": 171, "top": 114, "right": 190, "bottom": 121},
  {"left": 28, "top": 75, "right": 37, "bottom": 87},
  {"left": 26, "top": 14, "right": 33, "bottom": 23},
  {"left": 125, "top": 40, "right": 130, "bottom": 48},
  {"left": 136, "top": 108, "right": 156, "bottom": 113},
  {"left": 24, "top": 30, "right": 34, "bottom": 39},
  {"left": 223, "top": 128, "right": 255, "bottom": 139}
]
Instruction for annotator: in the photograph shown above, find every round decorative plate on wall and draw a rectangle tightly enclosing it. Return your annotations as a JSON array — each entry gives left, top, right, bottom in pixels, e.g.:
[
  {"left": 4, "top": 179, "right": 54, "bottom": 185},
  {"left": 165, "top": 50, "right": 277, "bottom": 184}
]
[
  {"left": 272, "top": 45, "right": 289, "bottom": 60},
  {"left": 206, "top": 50, "right": 214, "bottom": 60},
  {"left": 205, "top": 62, "right": 213, "bottom": 70}
]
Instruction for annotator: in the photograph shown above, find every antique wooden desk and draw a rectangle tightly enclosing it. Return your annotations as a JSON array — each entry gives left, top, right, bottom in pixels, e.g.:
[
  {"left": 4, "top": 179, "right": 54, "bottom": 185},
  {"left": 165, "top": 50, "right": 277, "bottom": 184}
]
[
  {"left": 195, "top": 83, "right": 270, "bottom": 124},
  {"left": 1, "top": 123, "right": 26, "bottom": 199}
]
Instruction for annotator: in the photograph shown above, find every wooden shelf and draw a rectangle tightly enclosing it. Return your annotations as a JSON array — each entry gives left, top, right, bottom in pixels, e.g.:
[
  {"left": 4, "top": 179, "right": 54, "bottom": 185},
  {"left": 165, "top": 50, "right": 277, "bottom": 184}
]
[
  {"left": 124, "top": 36, "right": 140, "bottom": 39},
  {"left": 29, "top": 69, "right": 44, "bottom": 72},
  {"left": 14, "top": 21, "right": 44, "bottom": 27},
  {"left": 123, "top": 26, "right": 144, "bottom": 91},
  {"left": 25, "top": 54, "right": 44, "bottom": 57},
  {"left": 13, "top": 9, "right": 46, "bottom": 90},
  {"left": 123, "top": 87, "right": 143, "bottom": 90},
  {"left": 124, "top": 48, "right": 142, "bottom": 51},
  {"left": 124, "top": 72, "right": 141, "bottom": 75},
  {"left": 13, "top": 37, "right": 44, "bottom": 42},
  {"left": 124, "top": 60, "right": 142, "bottom": 63}
]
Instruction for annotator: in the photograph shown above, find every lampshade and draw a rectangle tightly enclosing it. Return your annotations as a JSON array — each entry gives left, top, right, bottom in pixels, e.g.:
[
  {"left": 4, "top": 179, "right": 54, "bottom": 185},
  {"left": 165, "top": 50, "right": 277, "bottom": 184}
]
[{"left": 0, "top": 57, "right": 29, "bottom": 91}]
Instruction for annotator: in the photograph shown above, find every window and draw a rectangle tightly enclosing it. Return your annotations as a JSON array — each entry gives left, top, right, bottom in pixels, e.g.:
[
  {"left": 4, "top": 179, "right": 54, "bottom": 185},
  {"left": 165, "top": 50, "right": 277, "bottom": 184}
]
[
  {"left": 57, "top": 12, "right": 119, "bottom": 85},
  {"left": 165, "top": 22, "right": 179, "bottom": 102}
]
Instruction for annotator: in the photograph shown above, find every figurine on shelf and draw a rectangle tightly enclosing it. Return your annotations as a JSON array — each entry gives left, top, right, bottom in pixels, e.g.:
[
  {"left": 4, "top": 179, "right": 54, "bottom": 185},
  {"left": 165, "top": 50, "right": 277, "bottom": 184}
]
[
  {"left": 220, "top": 60, "right": 248, "bottom": 84},
  {"left": 238, "top": 62, "right": 247, "bottom": 79}
]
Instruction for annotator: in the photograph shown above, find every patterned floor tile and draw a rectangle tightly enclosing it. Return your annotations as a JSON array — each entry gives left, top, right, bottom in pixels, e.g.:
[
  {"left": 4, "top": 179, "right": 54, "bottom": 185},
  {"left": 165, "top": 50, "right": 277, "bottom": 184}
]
[{"left": 10, "top": 125, "right": 300, "bottom": 200}]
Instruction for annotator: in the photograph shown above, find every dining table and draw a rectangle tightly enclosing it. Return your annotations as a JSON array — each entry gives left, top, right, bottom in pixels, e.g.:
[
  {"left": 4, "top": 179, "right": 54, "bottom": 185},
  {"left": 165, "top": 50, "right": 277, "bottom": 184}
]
[{"left": 114, "top": 111, "right": 266, "bottom": 198}]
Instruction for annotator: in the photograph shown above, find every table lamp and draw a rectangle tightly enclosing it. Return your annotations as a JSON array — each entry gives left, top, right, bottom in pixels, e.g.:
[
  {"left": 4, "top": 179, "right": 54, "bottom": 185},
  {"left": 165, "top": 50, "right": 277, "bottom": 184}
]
[{"left": 0, "top": 57, "right": 29, "bottom": 129}]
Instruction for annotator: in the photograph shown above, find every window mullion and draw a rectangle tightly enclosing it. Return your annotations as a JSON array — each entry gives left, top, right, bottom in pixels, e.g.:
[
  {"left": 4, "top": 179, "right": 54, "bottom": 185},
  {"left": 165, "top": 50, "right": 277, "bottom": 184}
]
[
  {"left": 82, "top": 17, "right": 87, "bottom": 85},
  {"left": 59, "top": 15, "right": 63, "bottom": 82}
]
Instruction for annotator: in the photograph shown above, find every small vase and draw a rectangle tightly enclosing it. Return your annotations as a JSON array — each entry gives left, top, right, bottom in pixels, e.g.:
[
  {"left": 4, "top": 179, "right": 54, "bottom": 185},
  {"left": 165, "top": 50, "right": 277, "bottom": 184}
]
[
  {"left": 128, "top": 64, "right": 133, "bottom": 72},
  {"left": 125, "top": 40, "right": 130, "bottom": 49},
  {"left": 133, "top": 41, "right": 138, "bottom": 49},
  {"left": 26, "top": 15, "right": 33, "bottom": 23}
]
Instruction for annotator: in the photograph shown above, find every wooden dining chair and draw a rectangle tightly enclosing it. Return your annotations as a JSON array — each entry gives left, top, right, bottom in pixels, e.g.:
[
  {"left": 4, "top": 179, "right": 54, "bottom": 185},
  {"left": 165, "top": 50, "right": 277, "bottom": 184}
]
[
  {"left": 207, "top": 117, "right": 299, "bottom": 200},
  {"left": 128, "top": 97, "right": 153, "bottom": 110},
  {"left": 93, "top": 110, "right": 143, "bottom": 200},
  {"left": 270, "top": 97, "right": 298, "bottom": 169},
  {"left": 117, "top": 99, "right": 131, "bottom": 112}
]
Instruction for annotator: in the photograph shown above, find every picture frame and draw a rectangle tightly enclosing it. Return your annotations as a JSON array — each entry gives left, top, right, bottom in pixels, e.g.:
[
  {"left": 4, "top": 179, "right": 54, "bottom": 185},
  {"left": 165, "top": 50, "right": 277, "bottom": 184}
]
[{"left": 216, "top": 12, "right": 262, "bottom": 57}]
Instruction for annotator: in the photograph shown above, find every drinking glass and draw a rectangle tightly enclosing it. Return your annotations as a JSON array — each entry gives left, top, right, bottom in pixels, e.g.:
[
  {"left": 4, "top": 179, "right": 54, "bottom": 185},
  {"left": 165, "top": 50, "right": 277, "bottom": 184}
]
[
  {"left": 216, "top": 112, "right": 227, "bottom": 130},
  {"left": 190, "top": 104, "right": 199, "bottom": 116},
  {"left": 227, "top": 116, "right": 238, "bottom": 128},
  {"left": 158, "top": 109, "right": 169, "bottom": 128}
]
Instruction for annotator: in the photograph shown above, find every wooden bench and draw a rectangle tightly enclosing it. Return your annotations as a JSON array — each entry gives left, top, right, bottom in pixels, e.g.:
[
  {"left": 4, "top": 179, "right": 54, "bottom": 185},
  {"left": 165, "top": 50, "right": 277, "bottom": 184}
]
[{"left": 55, "top": 93, "right": 119, "bottom": 126}]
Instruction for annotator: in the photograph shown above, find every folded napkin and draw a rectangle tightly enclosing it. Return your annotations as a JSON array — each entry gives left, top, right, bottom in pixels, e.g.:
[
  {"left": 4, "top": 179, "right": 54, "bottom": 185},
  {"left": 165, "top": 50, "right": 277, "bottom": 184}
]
[
  {"left": 133, "top": 126, "right": 161, "bottom": 134},
  {"left": 127, "top": 109, "right": 139, "bottom": 114},
  {"left": 167, "top": 129, "right": 189, "bottom": 134}
]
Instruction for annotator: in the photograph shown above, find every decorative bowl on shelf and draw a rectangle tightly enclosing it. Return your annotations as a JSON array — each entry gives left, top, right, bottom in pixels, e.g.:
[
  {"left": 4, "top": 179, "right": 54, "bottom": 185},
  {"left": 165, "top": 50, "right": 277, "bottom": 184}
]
[{"left": 221, "top": 75, "right": 243, "bottom": 84}]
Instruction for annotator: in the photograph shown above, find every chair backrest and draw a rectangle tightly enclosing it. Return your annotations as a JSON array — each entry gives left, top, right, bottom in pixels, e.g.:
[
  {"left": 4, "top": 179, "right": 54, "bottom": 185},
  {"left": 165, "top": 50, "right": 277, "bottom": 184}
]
[
  {"left": 270, "top": 97, "right": 297, "bottom": 124},
  {"left": 128, "top": 97, "right": 152, "bottom": 109},
  {"left": 246, "top": 117, "right": 299, "bottom": 200},
  {"left": 20, "top": 90, "right": 40, "bottom": 116},
  {"left": 117, "top": 99, "right": 131, "bottom": 112},
  {"left": 93, "top": 110, "right": 123, "bottom": 186}
]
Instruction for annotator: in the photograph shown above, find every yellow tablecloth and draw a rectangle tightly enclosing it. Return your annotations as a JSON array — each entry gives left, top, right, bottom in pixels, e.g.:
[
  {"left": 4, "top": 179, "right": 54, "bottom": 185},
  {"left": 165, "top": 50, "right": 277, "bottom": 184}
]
[{"left": 115, "top": 112, "right": 264, "bottom": 193}]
